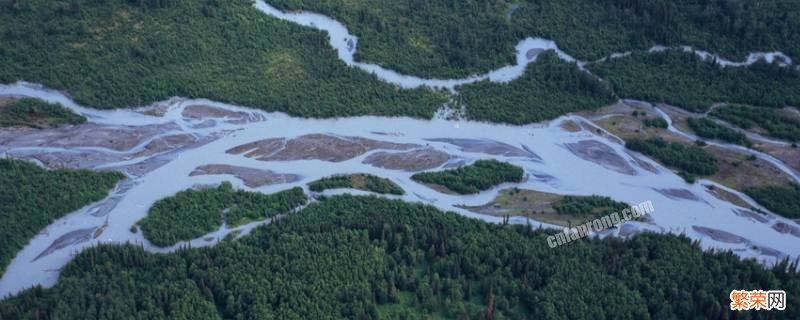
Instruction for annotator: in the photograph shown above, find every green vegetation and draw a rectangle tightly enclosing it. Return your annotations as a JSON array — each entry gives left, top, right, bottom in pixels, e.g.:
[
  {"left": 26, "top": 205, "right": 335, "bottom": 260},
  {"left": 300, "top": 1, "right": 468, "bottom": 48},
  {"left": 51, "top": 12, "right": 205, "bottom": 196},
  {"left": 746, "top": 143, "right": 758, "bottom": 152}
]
[
  {"left": 457, "top": 52, "right": 616, "bottom": 124},
  {"left": 553, "top": 195, "right": 630, "bottom": 216},
  {"left": 4, "top": 0, "right": 800, "bottom": 127},
  {"left": 642, "top": 117, "right": 668, "bottom": 129},
  {"left": 745, "top": 184, "right": 800, "bottom": 219},
  {"left": 687, "top": 117, "right": 752, "bottom": 147},
  {"left": 2, "top": 195, "right": 799, "bottom": 319},
  {"left": 711, "top": 104, "right": 800, "bottom": 142},
  {"left": 139, "top": 182, "right": 306, "bottom": 247},
  {"left": 459, "top": 188, "right": 636, "bottom": 227},
  {"left": 0, "top": 159, "right": 123, "bottom": 274},
  {"left": 271, "top": 0, "right": 800, "bottom": 78},
  {"left": 308, "top": 173, "right": 404, "bottom": 195},
  {"left": 626, "top": 137, "right": 718, "bottom": 179},
  {"left": 0, "top": 0, "right": 445, "bottom": 118},
  {"left": 411, "top": 160, "right": 523, "bottom": 194},
  {"left": 0, "top": 98, "right": 85, "bottom": 128},
  {"left": 590, "top": 50, "right": 800, "bottom": 112}
]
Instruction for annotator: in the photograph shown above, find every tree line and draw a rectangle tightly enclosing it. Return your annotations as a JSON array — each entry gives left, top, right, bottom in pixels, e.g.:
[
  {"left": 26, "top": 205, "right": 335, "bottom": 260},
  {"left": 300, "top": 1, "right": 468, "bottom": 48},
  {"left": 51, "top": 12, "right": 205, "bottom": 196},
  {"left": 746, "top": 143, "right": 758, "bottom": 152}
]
[
  {"left": 456, "top": 52, "right": 616, "bottom": 125},
  {"left": 554, "top": 195, "right": 630, "bottom": 216},
  {"left": 269, "top": 0, "right": 800, "bottom": 79},
  {"left": 139, "top": 182, "right": 307, "bottom": 247},
  {"left": 0, "top": 159, "right": 124, "bottom": 274},
  {"left": 625, "top": 137, "right": 719, "bottom": 180},
  {"left": 687, "top": 117, "right": 752, "bottom": 148},
  {"left": 0, "top": 0, "right": 446, "bottom": 119},
  {"left": 308, "top": 173, "right": 404, "bottom": 195},
  {"left": 744, "top": 184, "right": 800, "bottom": 219},
  {"left": 1, "top": 195, "right": 798, "bottom": 319},
  {"left": 411, "top": 160, "right": 523, "bottom": 194},
  {"left": 0, "top": 98, "right": 86, "bottom": 129},
  {"left": 711, "top": 104, "right": 800, "bottom": 143},
  {"left": 590, "top": 50, "right": 800, "bottom": 112}
]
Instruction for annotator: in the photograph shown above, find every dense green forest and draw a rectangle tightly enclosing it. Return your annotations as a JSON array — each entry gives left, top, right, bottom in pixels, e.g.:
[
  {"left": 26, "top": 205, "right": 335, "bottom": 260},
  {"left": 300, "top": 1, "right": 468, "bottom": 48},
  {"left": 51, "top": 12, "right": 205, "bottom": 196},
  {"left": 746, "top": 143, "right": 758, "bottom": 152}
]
[
  {"left": 457, "top": 52, "right": 616, "bottom": 124},
  {"left": 139, "top": 182, "right": 307, "bottom": 247},
  {"left": 553, "top": 195, "right": 630, "bottom": 216},
  {"left": 590, "top": 50, "right": 800, "bottom": 112},
  {"left": 687, "top": 117, "right": 752, "bottom": 147},
  {"left": 411, "top": 160, "right": 523, "bottom": 194},
  {"left": 0, "top": 98, "right": 86, "bottom": 128},
  {"left": 309, "top": 173, "right": 404, "bottom": 195},
  {"left": 3, "top": 0, "right": 800, "bottom": 128},
  {"left": 711, "top": 105, "right": 800, "bottom": 142},
  {"left": 0, "top": 0, "right": 445, "bottom": 118},
  {"left": 745, "top": 184, "right": 800, "bottom": 219},
  {"left": 0, "top": 159, "right": 124, "bottom": 274},
  {"left": 642, "top": 117, "right": 668, "bottom": 129},
  {"left": 270, "top": 0, "right": 800, "bottom": 78},
  {"left": 625, "top": 137, "right": 719, "bottom": 179},
  {"left": 1, "top": 195, "right": 798, "bottom": 319}
]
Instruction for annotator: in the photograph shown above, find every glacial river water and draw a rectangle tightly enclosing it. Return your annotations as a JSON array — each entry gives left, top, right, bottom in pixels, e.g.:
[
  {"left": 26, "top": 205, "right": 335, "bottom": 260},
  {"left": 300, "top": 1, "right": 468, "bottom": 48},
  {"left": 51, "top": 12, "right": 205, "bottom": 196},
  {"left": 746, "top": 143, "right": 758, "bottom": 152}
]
[
  {"left": 0, "top": 0, "right": 799, "bottom": 299},
  {"left": 1, "top": 82, "right": 799, "bottom": 298},
  {"left": 253, "top": 0, "right": 794, "bottom": 90}
]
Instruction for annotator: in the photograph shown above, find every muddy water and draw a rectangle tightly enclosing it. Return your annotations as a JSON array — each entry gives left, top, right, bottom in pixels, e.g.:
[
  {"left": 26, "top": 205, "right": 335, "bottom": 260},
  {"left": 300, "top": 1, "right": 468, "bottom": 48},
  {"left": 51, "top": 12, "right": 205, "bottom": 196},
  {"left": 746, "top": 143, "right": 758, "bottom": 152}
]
[{"left": 2, "top": 83, "right": 800, "bottom": 298}]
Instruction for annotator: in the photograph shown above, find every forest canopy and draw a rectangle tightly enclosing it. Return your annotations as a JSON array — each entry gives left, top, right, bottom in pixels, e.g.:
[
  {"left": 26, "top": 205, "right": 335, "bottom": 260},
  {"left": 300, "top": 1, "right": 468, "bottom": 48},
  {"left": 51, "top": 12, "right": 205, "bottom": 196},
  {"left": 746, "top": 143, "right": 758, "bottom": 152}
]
[
  {"left": 710, "top": 105, "right": 800, "bottom": 142},
  {"left": 687, "top": 117, "right": 752, "bottom": 147},
  {"left": 1, "top": 195, "right": 797, "bottom": 319},
  {"left": 589, "top": 50, "right": 800, "bottom": 112},
  {"left": 625, "top": 137, "right": 719, "bottom": 179},
  {"left": 457, "top": 51, "right": 616, "bottom": 124},
  {"left": 2, "top": 0, "right": 799, "bottom": 127},
  {"left": 0, "top": 0, "right": 446, "bottom": 118},
  {"left": 553, "top": 195, "right": 630, "bottom": 216},
  {"left": 0, "top": 159, "right": 124, "bottom": 274},
  {"left": 138, "top": 182, "right": 307, "bottom": 247},
  {"left": 411, "top": 160, "right": 524, "bottom": 194},
  {"left": 270, "top": 0, "right": 800, "bottom": 78},
  {"left": 744, "top": 184, "right": 800, "bottom": 219},
  {"left": 0, "top": 98, "right": 86, "bottom": 129},
  {"left": 308, "top": 173, "right": 404, "bottom": 195}
]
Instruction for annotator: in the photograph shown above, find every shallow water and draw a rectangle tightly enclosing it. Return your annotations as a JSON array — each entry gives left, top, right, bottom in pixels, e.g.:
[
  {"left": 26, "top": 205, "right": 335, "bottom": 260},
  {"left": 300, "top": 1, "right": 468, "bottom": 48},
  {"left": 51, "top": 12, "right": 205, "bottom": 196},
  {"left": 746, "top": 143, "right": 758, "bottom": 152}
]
[
  {"left": 0, "top": 0, "right": 798, "bottom": 300},
  {"left": 253, "top": 0, "right": 794, "bottom": 91},
  {"left": 2, "top": 83, "right": 800, "bottom": 298},
  {"left": 634, "top": 100, "right": 800, "bottom": 182}
]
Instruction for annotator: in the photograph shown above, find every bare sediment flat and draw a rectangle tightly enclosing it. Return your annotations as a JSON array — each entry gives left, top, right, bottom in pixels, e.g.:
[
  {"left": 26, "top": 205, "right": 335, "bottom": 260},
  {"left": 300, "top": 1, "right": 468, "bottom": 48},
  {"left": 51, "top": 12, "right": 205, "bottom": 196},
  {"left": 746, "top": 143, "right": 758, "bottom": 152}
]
[
  {"left": 734, "top": 209, "right": 771, "bottom": 223},
  {"left": 565, "top": 140, "right": 636, "bottom": 175},
  {"left": 626, "top": 152, "right": 659, "bottom": 173},
  {"left": 692, "top": 226, "right": 748, "bottom": 244},
  {"left": 0, "top": 123, "right": 180, "bottom": 152},
  {"left": 363, "top": 148, "right": 453, "bottom": 171},
  {"left": 226, "top": 133, "right": 417, "bottom": 162},
  {"left": 559, "top": 120, "right": 582, "bottom": 132},
  {"left": 703, "top": 186, "right": 750, "bottom": 209},
  {"left": 772, "top": 222, "right": 800, "bottom": 238},
  {"left": 3, "top": 83, "right": 800, "bottom": 298},
  {"left": 190, "top": 164, "right": 300, "bottom": 188},
  {"left": 182, "top": 105, "right": 265, "bottom": 124},
  {"left": 33, "top": 227, "right": 96, "bottom": 262},
  {"left": 136, "top": 134, "right": 198, "bottom": 157},
  {"left": 655, "top": 188, "right": 705, "bottom": 203},
  {"left": 427, "top": 138, "right": 540, "bottom": 159},
  {"left": 753, "top": 245, "right": 786, "bottom": 258}
]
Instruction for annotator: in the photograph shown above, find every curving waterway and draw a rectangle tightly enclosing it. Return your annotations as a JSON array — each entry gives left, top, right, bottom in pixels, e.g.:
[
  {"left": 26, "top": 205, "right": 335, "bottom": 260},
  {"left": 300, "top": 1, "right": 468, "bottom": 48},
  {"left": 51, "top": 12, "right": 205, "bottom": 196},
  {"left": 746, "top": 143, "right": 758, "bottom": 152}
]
[
  {"left": 1, "top": 0, "right": 800, "bottom": 300},
  {"left": 1, "top": 82, "right": 800, "bottom": 298},
  {"left": 252, "top": 0, "right": 795, "bottom": 90}
]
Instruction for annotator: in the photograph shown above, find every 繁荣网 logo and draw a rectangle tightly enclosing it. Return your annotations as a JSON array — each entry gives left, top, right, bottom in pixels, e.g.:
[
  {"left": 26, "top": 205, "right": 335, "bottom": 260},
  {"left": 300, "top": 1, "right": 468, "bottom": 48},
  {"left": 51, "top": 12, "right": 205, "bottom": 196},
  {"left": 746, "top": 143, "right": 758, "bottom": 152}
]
[{"left": 730, "top": 290, "right": 786, "bottom": 311}]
